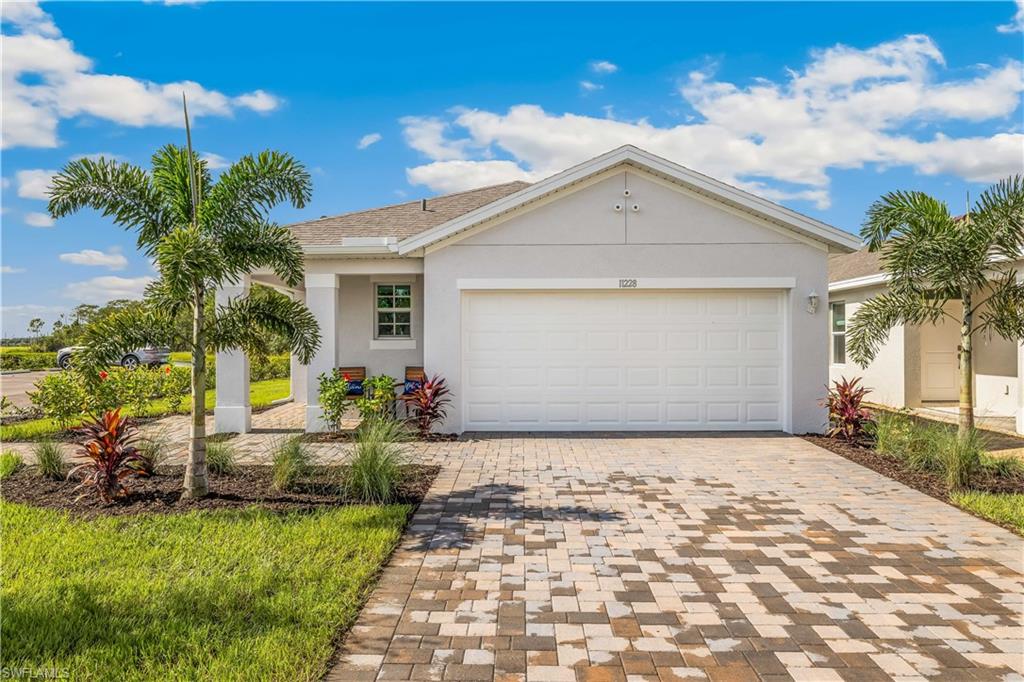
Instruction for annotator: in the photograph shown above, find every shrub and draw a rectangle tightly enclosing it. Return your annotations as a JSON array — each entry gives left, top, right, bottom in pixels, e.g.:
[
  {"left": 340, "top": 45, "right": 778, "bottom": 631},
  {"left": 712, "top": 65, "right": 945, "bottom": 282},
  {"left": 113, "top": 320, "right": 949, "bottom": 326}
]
[
  {"left": 345, "top": 418, "right": 409, "bottom": 503},
  {"left": 822, "top": 377, "right": 874, "bottom": 443},
  {"left": 251, "top": 354, "right": 290, "bottom": 381},
  {"left": 0, "top": 451, "right": 24, "bottom": 479},
  {"left": 937, "top": 428, "right": 983, "bottom": 491},
  {"left": 135, "top": 429, "right": 171, "bottom": 475},
  {"left": 206, "top": 441, "right": 239, "bottom": 476},
  {"left": 271, "top": 436, "right": 311, "bottom": 491},
  {"left": 160, "top": 366, "right": 192, "bottom": 412},
  {"left": 33, "top": 441, "right": 65, "bottom": 480},
  {"left": 0, "top": 350, "right": 56, "bottom": 371},
  {"left": 870, "top": 412, "right": 916, "bottom": 458},
  {"left": 69, "top": 409, "right": 146, "bottom": 503},
  {"left": 317, "top": 371, "right": 350, "bottom": 429},
  {"left": 28, "top": 371, "right": 87, "bottom": 428},
  {"left": 355, "top": 375, "right": 397, "bottom": 420},
  {"left": 981, "top": 453, "right": 1024, "bottom": 479},
  {"left": 401, "top": 374, "right": 452, "bottom": 438}
]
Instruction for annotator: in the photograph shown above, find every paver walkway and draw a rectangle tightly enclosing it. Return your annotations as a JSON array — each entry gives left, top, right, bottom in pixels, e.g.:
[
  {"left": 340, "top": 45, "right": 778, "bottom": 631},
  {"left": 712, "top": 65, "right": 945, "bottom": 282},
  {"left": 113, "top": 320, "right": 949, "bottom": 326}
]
[{"left": 329, "top": 435, "right": 1024, "bottom": 682}]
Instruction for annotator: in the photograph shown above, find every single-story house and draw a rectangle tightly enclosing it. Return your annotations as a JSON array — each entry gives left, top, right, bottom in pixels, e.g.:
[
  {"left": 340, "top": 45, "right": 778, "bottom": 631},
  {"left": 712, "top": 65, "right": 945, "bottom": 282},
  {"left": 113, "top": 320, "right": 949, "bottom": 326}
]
[
  {"left": 828, "top": 248, "right": 1024, "bottom": 434},
  {"left": 214, "top": 145, "right": 861, "bottom": 434}
]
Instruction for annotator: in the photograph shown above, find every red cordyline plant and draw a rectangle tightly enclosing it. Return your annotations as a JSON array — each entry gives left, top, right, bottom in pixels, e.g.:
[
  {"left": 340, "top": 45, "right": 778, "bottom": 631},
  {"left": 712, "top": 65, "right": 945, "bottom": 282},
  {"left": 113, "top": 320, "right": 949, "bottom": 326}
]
[
  {"left": 401, "top": 374, "right": 451, "bottom": 438},
  {"left": 822, "top": 376, "right": 875, "bottom": 444},
  {"left": 69, "top": 409, "right": 147, "bottom": 503}
]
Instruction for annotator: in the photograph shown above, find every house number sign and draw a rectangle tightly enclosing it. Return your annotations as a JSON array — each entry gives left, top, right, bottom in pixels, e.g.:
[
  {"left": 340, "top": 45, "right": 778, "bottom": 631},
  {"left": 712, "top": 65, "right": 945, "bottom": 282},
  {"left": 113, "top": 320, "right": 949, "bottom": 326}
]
[{"left": 618, "top": 278, "right": 638, "bottom": 288}]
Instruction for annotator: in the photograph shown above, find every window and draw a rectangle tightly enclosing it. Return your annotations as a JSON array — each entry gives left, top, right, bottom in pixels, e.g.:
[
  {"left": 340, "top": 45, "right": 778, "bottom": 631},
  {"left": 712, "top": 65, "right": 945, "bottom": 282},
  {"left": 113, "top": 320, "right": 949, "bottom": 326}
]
[
  {"left": 375, "top": 284, "right": 412, "bottom": 338},
  {"left": 830, "top": 302, "right": 846, "bottom": 364}
]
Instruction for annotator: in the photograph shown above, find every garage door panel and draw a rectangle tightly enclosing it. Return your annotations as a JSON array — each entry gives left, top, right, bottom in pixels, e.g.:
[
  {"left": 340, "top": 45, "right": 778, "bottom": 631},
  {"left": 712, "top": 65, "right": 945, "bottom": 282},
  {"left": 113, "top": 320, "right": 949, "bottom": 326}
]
[{"left": 462, "top": 290, "right": 785, "bottom": 430}]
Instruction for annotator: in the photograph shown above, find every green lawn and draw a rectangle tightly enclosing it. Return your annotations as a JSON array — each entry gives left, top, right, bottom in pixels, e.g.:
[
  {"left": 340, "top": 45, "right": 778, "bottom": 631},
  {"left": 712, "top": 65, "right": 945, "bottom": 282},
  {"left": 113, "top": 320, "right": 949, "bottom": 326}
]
[
  {"left": 1, "top": 500, "right": 409, "bottom": 681},
  {"left": 951, "top": 491, "right": 1024, "bottom": 534},
  {"left": 0, "top": 378, "right": 290, "bottom": 441}
]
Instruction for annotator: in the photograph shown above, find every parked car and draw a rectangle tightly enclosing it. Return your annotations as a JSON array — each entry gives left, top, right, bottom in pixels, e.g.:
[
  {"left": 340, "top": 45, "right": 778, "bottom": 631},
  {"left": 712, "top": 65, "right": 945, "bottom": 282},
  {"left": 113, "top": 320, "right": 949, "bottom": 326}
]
[{"left": 57, "top": 346, "right": 171, "bottom": 371}]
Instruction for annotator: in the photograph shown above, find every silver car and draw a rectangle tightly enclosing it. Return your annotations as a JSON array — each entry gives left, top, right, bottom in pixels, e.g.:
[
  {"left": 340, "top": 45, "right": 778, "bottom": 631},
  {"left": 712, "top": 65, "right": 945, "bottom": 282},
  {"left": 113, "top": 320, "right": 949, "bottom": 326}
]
[{"left": 57, "top": 346, "right": 171, "bottom": 370}]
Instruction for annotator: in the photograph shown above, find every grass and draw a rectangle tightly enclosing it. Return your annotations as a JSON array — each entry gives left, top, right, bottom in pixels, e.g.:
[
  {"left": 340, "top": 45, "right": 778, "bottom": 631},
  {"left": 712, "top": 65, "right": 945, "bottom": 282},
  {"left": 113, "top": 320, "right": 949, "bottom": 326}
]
[
  {"left": 346, "top": 418, "right": 410, "bottom": 503},
  {"left": 0, "top": 378, "right": 290, "bottom": 442},
  {"left": 0, "top": 452, "right": 24, "bottom": 479},
  {"left": 272, "top": 436, "right": 312, "bottom": 491},
  {"left": 33, "top": 442, "right": 65, "bottom": 480},
  {"left": 206, "top": 441, "right": 239, "bottom": 476},
  {"left": 950, "top": 491, "right": 1024, "bottom": 533},
  {"left": 0, "top": 501, "right": 409, "bottom": 681}
]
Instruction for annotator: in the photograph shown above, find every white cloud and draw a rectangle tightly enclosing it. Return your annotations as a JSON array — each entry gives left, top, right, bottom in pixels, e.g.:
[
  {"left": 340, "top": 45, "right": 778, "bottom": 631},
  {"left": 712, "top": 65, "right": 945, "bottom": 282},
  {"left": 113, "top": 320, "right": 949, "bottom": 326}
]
[
  {"left": 590, "top": 60, "right": 619, "bottom": 74},
  {"left": 1, "top": 304, "right": 67, "bottom": 333},
  {"left": 1, "top": 2, "right": 281, "bottom": 149},
  {"left": 200, "top": 152, "right": 230, "bottom": 169},
  {"left": 402, "top": 35, "right": 1024, "bottom": 207},
  {"left": 59, "top": 247, "right": 128, "bottom": 270},
  {"left": 400, "top": 116, "right": 471, "bottom": 161},
  {"left": 998, "top": 0, "right": 1024, "bottom": 32},
  {"left": 357, "top": 132, "right": 382, "bottom": 150},
  {"left": 1, "top": 266, "right": 25, "bottom": 274},
  {"left": 62, "top": 275, "right": 154, "bottom": 304},
  {"left": 25, "top": 212, "right": 54, "bottom": 228},
  {"left": 579, "top": 80, "right": 603, "bottom": 92},
  {"left": 16, "top": 168, "right": 57, "bottom": 200}
]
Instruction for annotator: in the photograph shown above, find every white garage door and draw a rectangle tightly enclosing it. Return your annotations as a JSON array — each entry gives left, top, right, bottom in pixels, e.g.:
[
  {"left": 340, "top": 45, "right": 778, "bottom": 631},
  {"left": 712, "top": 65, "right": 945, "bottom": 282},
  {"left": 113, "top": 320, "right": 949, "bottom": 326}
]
[{"left": 461, "top": 290, "right": 786, "bottom": 430}]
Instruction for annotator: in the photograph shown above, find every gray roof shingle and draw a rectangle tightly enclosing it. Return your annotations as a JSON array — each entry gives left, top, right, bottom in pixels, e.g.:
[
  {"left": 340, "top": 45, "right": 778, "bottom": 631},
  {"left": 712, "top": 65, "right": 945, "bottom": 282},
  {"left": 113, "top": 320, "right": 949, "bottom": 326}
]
[
  {"left": 829, "top": 246, "right": 881, "bottom": 283},
  {"left": 288, "top": 181, "right": 531, "bottom": 246}
]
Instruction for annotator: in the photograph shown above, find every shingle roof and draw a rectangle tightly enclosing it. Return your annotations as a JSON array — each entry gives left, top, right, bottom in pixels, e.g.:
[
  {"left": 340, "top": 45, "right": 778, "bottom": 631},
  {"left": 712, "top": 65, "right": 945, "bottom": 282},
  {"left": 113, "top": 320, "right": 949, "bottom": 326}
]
[
  {"left": 287, "top": 181, "right": 531, "bottom": 246},
  {"left": 829, "top": 246, "right": 881, "bottom": 283}
]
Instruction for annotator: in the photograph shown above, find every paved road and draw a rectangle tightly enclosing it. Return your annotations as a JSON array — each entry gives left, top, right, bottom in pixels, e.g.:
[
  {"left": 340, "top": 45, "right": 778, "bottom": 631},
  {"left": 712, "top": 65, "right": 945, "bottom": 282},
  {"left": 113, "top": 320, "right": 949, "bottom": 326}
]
[
  {"left": 329, "top": 435, "right": 1023, "bottom": 682},
  {"left": 0, "top": 369, "right": 57, "bottom": 409}
]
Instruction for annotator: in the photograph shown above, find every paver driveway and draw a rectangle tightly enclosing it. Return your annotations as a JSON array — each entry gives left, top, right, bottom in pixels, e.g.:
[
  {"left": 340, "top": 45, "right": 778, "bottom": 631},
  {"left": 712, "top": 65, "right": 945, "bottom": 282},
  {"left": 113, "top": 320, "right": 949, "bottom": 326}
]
[{"left": 330, "top": 435, "right": 1023, "bottom": 682}]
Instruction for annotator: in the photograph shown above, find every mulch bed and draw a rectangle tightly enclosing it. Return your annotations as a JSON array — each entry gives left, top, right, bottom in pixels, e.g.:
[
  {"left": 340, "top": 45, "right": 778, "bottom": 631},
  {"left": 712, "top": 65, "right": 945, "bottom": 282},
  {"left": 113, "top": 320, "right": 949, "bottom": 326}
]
[
  {"left": 1, "top": 464, "right": 440, "bottom": 519},
  {"left": 305, "top": 431, "right": 460, "bottom": 443},
  {"left": 802, "top": 434, "right": 1024, "bottom": 501}
]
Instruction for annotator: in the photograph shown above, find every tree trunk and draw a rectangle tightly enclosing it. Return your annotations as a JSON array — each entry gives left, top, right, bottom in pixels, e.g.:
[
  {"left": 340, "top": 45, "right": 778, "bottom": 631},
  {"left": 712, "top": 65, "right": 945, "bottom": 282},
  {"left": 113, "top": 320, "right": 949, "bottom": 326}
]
[
  {"left": 958, "top": 293, "right": 974, "bottom": 438},
  {"left": 183, "top": 288, "right": 208, "bottom": 498}
]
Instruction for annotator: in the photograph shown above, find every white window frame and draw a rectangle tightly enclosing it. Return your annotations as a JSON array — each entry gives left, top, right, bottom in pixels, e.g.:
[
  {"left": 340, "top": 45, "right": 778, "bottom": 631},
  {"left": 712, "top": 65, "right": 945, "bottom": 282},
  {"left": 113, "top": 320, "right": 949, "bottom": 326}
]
[
  {"left": 374, "top": 282, "right": 413, "bottom": 340},
  {"left": 830, "top": 301, "right": 846, "bottom": 365}
]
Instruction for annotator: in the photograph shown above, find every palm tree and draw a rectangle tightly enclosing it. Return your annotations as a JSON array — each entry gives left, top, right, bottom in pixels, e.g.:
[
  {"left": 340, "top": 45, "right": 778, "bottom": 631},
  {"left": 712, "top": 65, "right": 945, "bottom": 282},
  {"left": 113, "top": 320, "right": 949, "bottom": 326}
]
[
  {"left": 848, "top": 176, "right": 1024, "bottom": 436},
  {"left": 47, "top": 106, "right": 320, "bottom": 499}
]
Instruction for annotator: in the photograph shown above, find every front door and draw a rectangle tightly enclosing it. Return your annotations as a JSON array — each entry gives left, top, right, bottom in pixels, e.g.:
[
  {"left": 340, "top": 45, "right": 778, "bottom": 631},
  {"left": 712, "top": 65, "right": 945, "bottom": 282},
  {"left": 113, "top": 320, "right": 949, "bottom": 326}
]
[{"left": 920, "top": 315, "right": 960, "bottom": 401}]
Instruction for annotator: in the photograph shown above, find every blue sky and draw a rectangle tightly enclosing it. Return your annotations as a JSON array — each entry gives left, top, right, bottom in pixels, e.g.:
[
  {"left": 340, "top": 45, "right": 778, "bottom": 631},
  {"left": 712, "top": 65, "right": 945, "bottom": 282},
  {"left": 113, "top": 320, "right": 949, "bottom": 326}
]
[{"left": 2, "top": 1, "right": 1023, "bottom": 335}]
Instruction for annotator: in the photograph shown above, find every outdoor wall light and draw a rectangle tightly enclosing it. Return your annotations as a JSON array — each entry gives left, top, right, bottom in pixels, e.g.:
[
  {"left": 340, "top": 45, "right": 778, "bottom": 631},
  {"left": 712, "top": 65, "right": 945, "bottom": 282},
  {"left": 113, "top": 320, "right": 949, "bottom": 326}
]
[{"left": 807, "top": 291, "right": 819, "bottom": 314}]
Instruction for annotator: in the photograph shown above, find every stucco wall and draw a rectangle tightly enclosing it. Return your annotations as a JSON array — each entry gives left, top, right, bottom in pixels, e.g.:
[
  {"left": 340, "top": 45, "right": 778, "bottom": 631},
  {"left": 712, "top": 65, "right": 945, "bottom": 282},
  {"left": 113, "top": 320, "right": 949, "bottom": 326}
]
[
  {"left": 423, "top": 168, "right": 831, "bottom": 434},
  {"left": 334, "top": 274, "right": 424, "bottom": 381},
  {"left": 829, "top": 288, "right": 1019, "bottom": 416}
]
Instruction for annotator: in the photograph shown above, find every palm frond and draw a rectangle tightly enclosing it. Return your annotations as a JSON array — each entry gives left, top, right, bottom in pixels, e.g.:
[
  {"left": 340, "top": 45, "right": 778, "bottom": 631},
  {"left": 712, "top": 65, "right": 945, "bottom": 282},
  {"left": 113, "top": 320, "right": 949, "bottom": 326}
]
[
  {"left": 73, "top": 307, "right": 177, "bottom": 372},
  {"left": 151, "top": 144, "right": 211, "bottom": 228},
  {"left": 847, "top": 292, "right": 947, "bottom": 366},
  {"left": 207, "top": 292, "right": 320, "bottom": 364},
  {"left": 154, "top": 227, "right": 225, "bottom": 299},
  {"left": 972, "top": 174, "right": 1024, "bottom": 262},
  {"left": 975, "top": 272, "right": 1024, "bottom": 341},
  {"left": 200, "top": 151, "right": 312, "bottom": 233},
  {"left": 47, "top": 158, "right": 169, "bottom": 252},
  {"left": 217, "top": 221, "right": 305, "bottom": 288}
]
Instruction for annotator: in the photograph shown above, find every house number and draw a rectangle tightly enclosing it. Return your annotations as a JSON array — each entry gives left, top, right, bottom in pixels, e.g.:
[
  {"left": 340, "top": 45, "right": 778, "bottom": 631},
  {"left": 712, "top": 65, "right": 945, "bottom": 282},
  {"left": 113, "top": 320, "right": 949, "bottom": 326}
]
[{"left": 618, "top": 278, "right": 638, "bottom": 288}]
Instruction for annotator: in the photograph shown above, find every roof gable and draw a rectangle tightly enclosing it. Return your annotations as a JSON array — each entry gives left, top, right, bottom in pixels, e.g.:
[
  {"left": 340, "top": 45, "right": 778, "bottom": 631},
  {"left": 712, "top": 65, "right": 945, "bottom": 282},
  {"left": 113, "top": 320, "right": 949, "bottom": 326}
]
[{"left": 397, "top": 145, "right": 861, "bottom": 255}]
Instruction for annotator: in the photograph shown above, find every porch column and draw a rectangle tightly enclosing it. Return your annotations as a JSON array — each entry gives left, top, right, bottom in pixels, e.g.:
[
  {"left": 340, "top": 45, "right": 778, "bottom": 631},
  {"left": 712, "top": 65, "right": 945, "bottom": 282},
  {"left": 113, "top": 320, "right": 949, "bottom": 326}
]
[
  {"left": 304, "top": 274, "right": 338, "bottom": 432},
  {"left": 286, "top": 289, "right": 308, "bottom": 404},
  {"left": 1017, "top": 335, "right": 1023, "bottom": 435},
  {"left": 214, "top": 275, "right": 251, "bottom": 434}
]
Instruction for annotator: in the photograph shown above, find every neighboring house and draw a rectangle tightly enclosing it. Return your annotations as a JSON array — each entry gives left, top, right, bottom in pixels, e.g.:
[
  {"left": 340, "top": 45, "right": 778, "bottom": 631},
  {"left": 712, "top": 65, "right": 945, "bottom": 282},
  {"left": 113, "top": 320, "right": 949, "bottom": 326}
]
[
  {"left": 214, "top": 145, "right": 860, "bottom": 434},
  {"left": 828, "top": 248, "right": 1024, "bottom": 434}
]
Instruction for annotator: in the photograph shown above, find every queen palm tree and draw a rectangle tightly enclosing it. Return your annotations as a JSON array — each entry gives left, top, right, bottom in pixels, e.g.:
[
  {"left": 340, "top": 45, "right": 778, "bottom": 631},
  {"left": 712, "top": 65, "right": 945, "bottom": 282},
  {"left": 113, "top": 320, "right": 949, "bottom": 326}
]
[
  {"left": 47, "top": 103, "right": 320, "bottom": 498},
  {"left": 848, "top": 176, "right": 1024, "bottom": 436}
]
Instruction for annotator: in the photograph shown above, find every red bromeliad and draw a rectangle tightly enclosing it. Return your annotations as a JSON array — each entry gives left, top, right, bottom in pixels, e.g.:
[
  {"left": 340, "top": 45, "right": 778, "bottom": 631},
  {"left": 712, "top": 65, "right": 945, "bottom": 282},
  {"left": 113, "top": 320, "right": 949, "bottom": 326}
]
[
  {"left": 69, "top": 409, "right": 147, "bottom": 503},
  {"left": 822, "top": 377, "right": 875, "bottom": 444},
  {"left": 400, "top": 374, "right": 452, "bottom": 438}
]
